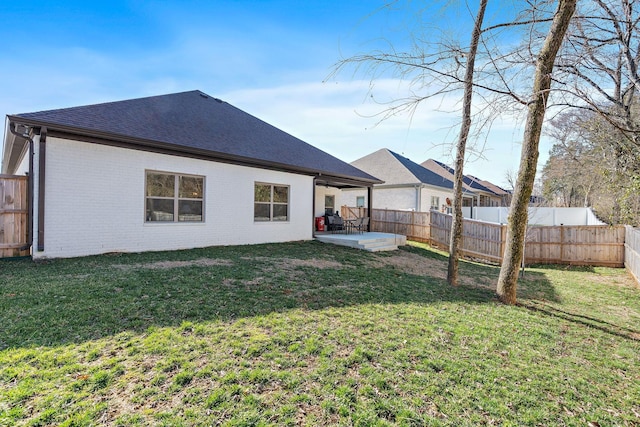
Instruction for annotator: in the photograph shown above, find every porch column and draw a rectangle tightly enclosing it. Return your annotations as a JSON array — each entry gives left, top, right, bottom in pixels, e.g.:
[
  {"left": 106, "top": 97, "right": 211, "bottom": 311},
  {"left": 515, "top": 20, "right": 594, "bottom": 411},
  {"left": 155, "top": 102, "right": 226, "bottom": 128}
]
[{"left": 367, "top": 186, "right": 373, "bottom": 232}]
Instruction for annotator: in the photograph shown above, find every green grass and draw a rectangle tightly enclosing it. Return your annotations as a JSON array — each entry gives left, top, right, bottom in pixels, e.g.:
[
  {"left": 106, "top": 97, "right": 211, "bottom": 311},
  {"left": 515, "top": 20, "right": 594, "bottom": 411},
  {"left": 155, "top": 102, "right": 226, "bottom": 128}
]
[{"left": 1, "top": 240, "right": 639, "bottom": 426}]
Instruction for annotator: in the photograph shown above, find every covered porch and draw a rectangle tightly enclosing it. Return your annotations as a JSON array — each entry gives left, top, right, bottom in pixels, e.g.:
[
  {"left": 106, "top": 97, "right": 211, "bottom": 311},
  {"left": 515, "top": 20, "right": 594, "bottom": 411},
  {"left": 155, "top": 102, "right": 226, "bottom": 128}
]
[
  {"left": 313, "top": 174, "right": 374, "bottom": 235},
  {"left": 312, "top": 174, "right": 406, "bottom": 252}
]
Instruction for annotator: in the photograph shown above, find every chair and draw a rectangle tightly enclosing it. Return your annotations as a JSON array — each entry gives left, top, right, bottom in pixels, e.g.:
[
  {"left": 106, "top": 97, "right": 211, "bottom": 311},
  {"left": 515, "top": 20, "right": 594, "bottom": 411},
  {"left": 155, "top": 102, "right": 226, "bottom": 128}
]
[
  {"left": 331, "top": 215, "right": 345, "bottom": 233},
  {"left": 350, "top": 217, "right": 369, "bottom": 234},
  {"left": 326, "top": 215, "right": 345, "bottom": 233},
  {"left": 347, "top": 217, "right": 362, "bottom": 234}
]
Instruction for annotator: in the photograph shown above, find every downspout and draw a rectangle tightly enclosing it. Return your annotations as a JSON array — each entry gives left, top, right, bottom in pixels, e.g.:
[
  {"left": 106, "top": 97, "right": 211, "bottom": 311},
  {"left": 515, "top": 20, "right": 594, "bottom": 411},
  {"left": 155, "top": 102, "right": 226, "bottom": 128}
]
[
  {"left": 312, "top": 176, "right": 318, "bottom": 238},
  {"left": 36, "top": 127, "right": 47, "bottom": 252},
  {"left": 8, "top": 122, "right": 34, "bottom": 252}
]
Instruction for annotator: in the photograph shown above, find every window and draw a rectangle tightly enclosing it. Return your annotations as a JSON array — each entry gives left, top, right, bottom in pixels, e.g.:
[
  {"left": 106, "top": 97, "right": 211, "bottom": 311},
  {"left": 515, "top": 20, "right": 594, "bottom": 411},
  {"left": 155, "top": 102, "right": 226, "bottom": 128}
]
[
  {"left": 356, "top": 196, "right": 365, "bottom": 208},
  {"left": 325, "top": 195, "right": 335, "bottom": 215},
  {"left": 430, "top": 196, "right": 440, "bottom": 210},
  {"left": 146, "top": 171, "right": 204, "bottom": 222},
  {"left": 254, "top": 183, "right": 289, "bottom": 221}
]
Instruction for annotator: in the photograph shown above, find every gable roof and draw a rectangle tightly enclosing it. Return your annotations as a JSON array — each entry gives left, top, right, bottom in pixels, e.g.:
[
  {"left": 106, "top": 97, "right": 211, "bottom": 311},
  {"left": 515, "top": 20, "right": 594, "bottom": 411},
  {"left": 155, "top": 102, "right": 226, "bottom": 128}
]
[
  {"left": 470, "top": 176, "right": 511, "bottom": 196},
  {"left": 351, "top": 148, "right": 475, "bottom": 192},
  {"left": 3, "top": 90, "right": 380, "bottom": 186},
  {"left": 421, "top": 159, "right": 497, "bottom": 195},
  {"left": 386, "top": 150, "right": 455, "bottom": 189}
]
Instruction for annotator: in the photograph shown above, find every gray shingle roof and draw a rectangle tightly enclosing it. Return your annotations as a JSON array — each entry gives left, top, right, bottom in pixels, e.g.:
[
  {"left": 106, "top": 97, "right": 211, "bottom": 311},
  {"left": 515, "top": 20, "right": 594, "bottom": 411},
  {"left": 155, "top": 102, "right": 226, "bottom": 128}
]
[
  {"left": 10, "top": 90, "right": 380, "bottom": 184},
  {"left": 429, "top": 159, "right": 496, "bottom": 194},
  {"left": 387, "top": 151, "right": 455, "bottom": 189}
]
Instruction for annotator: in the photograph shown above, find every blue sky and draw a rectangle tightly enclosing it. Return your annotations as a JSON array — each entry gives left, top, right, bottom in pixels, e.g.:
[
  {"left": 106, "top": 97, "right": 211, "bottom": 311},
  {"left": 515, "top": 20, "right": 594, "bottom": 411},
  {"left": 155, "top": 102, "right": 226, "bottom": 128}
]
[{"left": 0, "top": 0, "right": 543, "bottom": 187}]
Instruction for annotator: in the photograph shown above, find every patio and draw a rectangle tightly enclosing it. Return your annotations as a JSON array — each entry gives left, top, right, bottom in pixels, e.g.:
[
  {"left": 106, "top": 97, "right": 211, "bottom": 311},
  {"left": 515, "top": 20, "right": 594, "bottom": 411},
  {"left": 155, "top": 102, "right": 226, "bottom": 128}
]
[{"left": 314, "top": 231, "right": 406, "bottom": 252}]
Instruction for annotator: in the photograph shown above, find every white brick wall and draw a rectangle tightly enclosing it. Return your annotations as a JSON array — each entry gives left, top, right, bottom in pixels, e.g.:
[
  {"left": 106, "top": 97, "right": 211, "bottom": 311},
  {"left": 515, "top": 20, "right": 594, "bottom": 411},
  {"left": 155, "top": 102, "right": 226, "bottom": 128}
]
[{"left": 34, "top": 137, "right": 313, "bottom": 258}]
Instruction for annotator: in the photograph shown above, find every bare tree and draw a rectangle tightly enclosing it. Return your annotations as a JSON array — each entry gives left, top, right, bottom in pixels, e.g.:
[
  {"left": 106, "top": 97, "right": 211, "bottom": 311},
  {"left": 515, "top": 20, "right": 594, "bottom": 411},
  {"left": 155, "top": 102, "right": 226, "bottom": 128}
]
[
  {"left": 497, "top": 0, "right": 577, "bottom": 305},
  {"left": 329, "top": 0, "right": 580, "bottom": 302},
  {"left": 542, "top": 107, "right": 640, "bottom": 225},
  {"left": 448, "top": 0, "right": 488, "bottom": 286}
]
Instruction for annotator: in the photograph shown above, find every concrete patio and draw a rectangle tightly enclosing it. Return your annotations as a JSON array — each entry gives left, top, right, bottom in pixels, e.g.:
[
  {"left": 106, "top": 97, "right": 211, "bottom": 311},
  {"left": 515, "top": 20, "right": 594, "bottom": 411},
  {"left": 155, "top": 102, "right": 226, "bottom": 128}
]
[{"left": 314, "top": 232, "right": 406, "bottom": 252}]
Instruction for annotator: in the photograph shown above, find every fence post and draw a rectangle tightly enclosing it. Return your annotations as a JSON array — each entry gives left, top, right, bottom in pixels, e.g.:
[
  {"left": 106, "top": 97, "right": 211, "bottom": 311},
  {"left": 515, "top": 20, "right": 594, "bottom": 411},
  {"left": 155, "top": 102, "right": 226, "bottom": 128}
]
[{"left": 500, "top": 224, "right": 507, "bottom": 265}]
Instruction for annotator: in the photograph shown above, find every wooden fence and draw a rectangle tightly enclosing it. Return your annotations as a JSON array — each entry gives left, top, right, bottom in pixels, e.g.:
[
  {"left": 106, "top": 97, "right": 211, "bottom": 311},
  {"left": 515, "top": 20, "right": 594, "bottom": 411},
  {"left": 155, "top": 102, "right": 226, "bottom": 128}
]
[
  {"left": 342, "top": 207, "right": 627, "bottom": 268},
  {"left": 341, "top": 206, "right": 431, "bottom": 242},
  {"left": 0, "top": 175, "right": 29, "bottom": 258},
  {"left": 430, "top": 211, "right": 506, "bottom": 263},
  {"left": 430, "top": 211, "right": 625, "bottom": 267},
  {"left": 625, "top": 226, "right": 640, "bottom": 283}
]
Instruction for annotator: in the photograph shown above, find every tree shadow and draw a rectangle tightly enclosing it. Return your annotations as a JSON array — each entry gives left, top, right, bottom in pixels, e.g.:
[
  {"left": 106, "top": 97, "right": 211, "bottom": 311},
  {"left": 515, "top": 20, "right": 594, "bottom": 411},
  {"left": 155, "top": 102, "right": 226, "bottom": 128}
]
[
  {"left": 401, "top": 244, "right": 562, "bottom": 303},
  {"left": 517, "top": 300, "right": 640, "bottom": 342},
  {"left": 0, "top": 241, "right": 583, "bottom": 350}
]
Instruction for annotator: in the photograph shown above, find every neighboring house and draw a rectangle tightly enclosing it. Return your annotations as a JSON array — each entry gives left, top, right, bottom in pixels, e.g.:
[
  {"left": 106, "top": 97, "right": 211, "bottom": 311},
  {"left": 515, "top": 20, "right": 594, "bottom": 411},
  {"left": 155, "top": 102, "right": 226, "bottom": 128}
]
[
  {"left": 470, "top": 176, "right": 512, "bottom": 206},
  {"left": 421, "top": 159, "right": 506, "bottom": 207},
  {"left": 341, "top": 148, "right": 475, "bottom": 212},
  {"left": 1, "top": 90, "right": 381, "bottom": 259}
]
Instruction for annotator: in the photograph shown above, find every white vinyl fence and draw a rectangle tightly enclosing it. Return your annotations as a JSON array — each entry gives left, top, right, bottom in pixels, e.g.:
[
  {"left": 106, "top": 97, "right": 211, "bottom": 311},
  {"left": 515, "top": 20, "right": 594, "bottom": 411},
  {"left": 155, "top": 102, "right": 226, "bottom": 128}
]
[
  {"left": 467, "top": 207, "right": 605, "bottom": 226},
  {"left": 625, "top": 226, "right": 640, "bottom": 284}
]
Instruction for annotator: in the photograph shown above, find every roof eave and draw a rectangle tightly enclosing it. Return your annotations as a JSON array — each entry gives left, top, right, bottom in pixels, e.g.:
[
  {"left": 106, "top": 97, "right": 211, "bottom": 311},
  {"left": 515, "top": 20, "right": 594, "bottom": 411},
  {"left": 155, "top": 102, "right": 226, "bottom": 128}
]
[
  {"left": 2, "top": 118, "right": 29, "bottom": 175},
  {"left": 10, "top": 116, "right": 382, "bottom": 187}
]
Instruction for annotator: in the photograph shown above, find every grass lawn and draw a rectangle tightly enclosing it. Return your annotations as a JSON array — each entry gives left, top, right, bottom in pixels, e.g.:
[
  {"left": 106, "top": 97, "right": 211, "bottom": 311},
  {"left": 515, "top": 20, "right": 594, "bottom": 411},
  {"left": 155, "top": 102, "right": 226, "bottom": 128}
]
[{"left": 1, "top": 240, "right": 639, "bottom": 426}]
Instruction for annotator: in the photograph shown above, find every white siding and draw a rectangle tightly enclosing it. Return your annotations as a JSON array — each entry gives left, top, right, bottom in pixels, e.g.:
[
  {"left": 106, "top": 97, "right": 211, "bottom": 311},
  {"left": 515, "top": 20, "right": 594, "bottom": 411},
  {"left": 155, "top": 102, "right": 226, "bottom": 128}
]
[
  {"left": 315, "top": 186, "right": 342, "bottom": 217},
  {"left": 371, "top": 187, "right": 417, "bottom": 211},
  {"left": 34, "top": 137, "right": 313, "bottom": 259},
  {"left": 339, "top": 188, "right": 367, "bottom": 210},
  {"left": 15, "top": 149, "right": 30, "bottom": 175},
  {"left": 419, "top": 187, "right": 453, "bottom": 212},
  {"left": 341, "top": 186, "right": 454, "bottom": 213}
]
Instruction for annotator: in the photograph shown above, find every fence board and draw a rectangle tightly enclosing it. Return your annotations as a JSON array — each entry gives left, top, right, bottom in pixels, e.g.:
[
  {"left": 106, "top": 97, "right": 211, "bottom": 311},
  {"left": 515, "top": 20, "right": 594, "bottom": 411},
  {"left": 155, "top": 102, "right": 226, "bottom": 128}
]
[
  {"left": 0, "top": 175, "right": 29, "bottom": 258},
  {"left": 524, "top": 225, "right": 625, "bottom": 267},
  {"left": 342, "top": 208, "right": 628, "bottom": 269},
  {"left": 429, "top": 211, "right": 625, "bottom": 267},
  {"left": 341, "top": 206, "right": 431, "bottom": 242}
]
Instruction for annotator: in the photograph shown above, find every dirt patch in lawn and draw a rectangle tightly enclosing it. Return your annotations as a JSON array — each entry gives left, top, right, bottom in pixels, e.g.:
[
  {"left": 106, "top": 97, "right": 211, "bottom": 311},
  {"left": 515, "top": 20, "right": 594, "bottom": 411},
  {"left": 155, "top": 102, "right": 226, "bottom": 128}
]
[
  {"left": 113, "top": 258, "right": 233, "bottom": 271},
  {"left": 366, "top": 251, "right": 496, "bottom": 289},
  {"left": 367, "top": 252, "right": 448, "bottom": 281},
  {"left": 242, "top": 257, "right": 345, "bottom": 270}
]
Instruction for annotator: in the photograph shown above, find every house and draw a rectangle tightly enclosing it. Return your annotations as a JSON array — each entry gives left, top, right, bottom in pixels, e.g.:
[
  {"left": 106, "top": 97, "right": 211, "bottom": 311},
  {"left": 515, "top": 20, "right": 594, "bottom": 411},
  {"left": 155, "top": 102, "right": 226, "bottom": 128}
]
[
  {"left": 469, "top": 176, "right": 512, "bottom": 206},
  {"left": 341, "top": 149, "right": 475, "bottom": 212},
  {"left": 421, "top": 159, "right": 506, "bottom": 207},
  {"left": 1, "top": 90, "right": 382, "bottom": 259}
]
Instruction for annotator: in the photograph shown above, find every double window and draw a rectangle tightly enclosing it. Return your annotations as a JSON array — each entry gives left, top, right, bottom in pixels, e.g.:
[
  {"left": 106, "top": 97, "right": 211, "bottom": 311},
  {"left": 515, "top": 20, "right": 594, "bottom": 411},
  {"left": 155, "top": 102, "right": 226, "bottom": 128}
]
[
  {"left": 254, "top": 183, "right": 289, "bottom": 221},
  {"left": 430, "top": 196, "right": 440, "bottom": 210},
  {"left": 146, "top": 171, "right": 204, "bottom": 222}
]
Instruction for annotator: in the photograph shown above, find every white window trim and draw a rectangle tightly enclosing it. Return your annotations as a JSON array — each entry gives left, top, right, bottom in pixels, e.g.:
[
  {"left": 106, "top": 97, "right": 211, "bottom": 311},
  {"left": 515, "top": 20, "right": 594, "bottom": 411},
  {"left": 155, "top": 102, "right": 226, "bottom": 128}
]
[
  {"left": 145, "top": 170, "right": 205, "bottom": 223},
  {"left": 254, "top": 182, "right": 290, "bottom": 222}
]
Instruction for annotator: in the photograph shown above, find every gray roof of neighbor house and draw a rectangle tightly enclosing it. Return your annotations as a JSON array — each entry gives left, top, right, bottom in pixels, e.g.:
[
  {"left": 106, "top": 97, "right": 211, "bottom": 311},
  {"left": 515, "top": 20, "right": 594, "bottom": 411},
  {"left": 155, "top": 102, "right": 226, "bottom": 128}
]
[
  {"left": 386, "top": 150, "right": 455, "bottom": 189},
  {"left": 351, "top": 149, "right": 475, "bottom": 194},
  {"left": 3, "top": 90, "right": 381, "bottom": 186},
  {"left": 421, "top": 159, "right": 497, "bottom": 195}
]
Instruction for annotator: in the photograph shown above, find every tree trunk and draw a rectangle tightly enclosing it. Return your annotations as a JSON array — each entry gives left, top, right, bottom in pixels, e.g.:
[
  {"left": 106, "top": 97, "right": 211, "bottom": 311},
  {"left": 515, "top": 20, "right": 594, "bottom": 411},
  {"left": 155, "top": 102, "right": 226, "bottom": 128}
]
[
  {"left": 448, "top": 0, "right": 488, "bottom": 286},
  {"left": 496, "top": 0, "right": 577, "bottom": 304}
]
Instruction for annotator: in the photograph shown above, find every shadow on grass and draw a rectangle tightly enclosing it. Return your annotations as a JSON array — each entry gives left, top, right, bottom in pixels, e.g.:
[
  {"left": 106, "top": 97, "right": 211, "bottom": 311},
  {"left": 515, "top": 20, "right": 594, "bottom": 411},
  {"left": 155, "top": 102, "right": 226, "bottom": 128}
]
[
  {"left": 401, "top": 243, "right": 561, "bottom": 303},
  {"left": 518, "top": 301, "right": 640, "bottom": 342},
  {"left": 1, "top": 240, "right": 557, "bottom": 349}
]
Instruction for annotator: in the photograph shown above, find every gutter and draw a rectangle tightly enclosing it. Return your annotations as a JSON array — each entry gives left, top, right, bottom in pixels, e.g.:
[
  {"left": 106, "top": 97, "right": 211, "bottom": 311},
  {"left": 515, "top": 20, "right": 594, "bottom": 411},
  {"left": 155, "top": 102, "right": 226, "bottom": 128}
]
[
  {"left": 8, "top": 121, "right": 34, "bottom": 252},
  {"left": 7, "top": 116, "right": 383, "bottom": 188}
]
